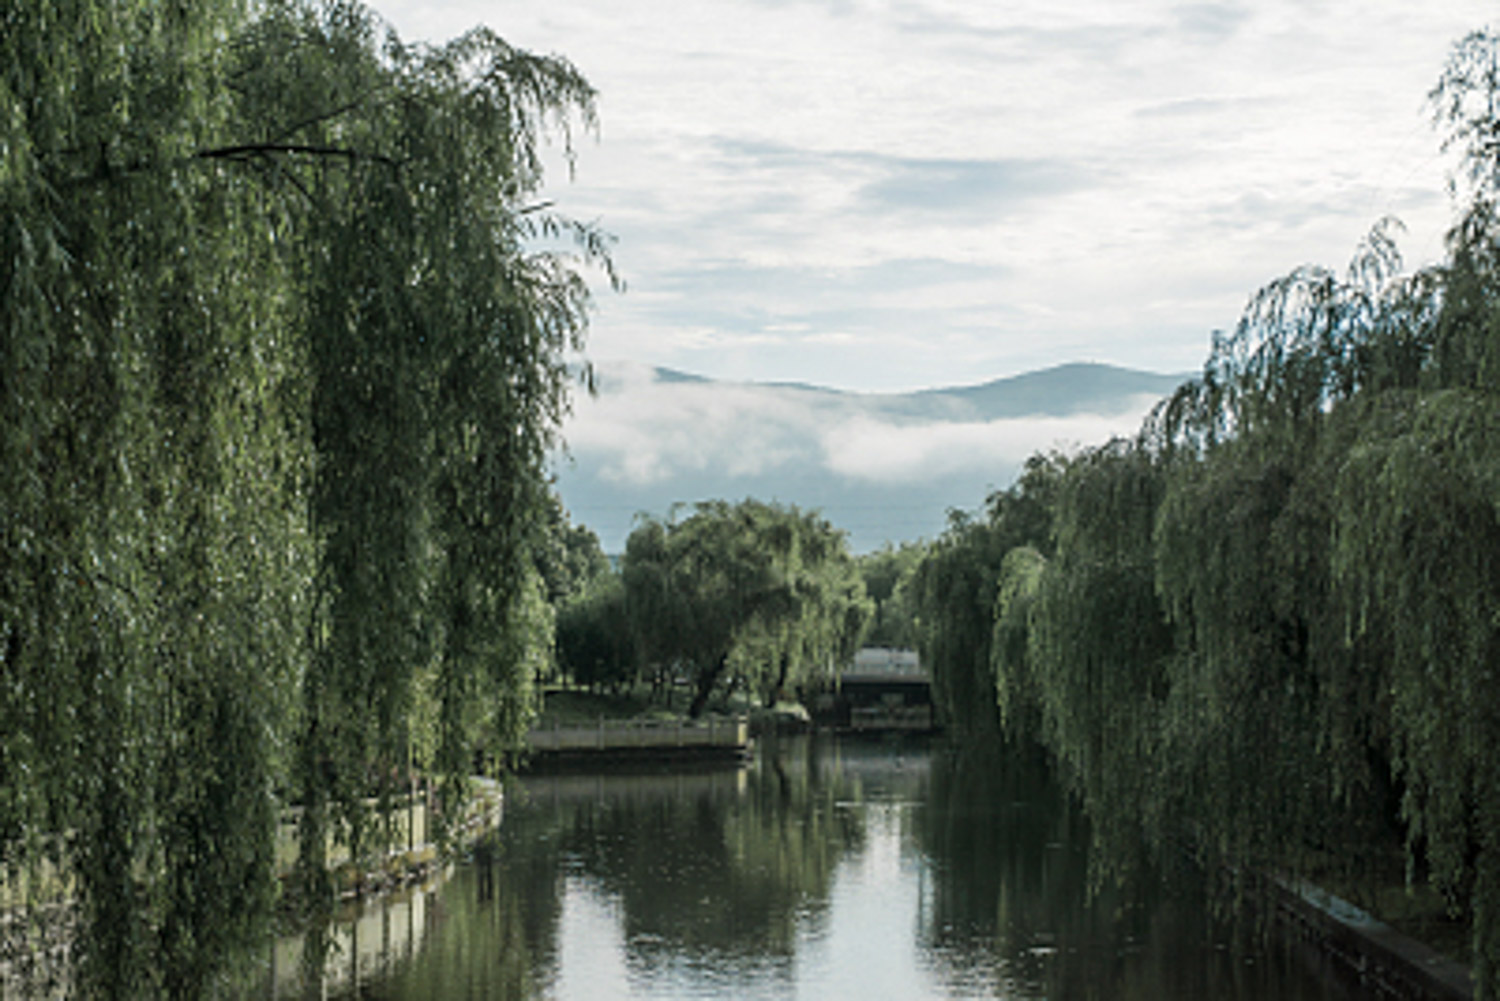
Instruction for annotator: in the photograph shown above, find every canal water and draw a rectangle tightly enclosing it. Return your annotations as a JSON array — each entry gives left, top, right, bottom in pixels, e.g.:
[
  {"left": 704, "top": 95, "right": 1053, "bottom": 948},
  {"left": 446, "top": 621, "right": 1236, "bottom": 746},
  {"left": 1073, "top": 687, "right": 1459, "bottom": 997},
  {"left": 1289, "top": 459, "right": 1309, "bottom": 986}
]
[{"left": 247, "top": 736, "right": 1355, "bottom": 999}]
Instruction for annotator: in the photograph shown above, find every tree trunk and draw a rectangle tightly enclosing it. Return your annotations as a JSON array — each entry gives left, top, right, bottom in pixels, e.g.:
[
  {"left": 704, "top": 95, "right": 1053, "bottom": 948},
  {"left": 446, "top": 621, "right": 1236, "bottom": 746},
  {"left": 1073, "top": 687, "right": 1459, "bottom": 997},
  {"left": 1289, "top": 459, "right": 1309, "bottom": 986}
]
[
  {"left": 688, "top": 654, "right": 728, "bottom": 718},
  {"left": 764, "top": 652, "right": 790, "bottom": 708}
]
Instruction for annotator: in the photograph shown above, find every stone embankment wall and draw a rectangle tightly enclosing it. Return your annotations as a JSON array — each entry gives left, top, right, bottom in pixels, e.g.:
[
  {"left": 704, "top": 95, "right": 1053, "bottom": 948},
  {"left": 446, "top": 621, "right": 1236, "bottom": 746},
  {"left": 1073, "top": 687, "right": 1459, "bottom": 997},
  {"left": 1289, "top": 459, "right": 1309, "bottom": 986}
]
[
  {"left": 274, "top": 777, "right": 504, "bottom": 898},
  {"left": 1272, "top": 876, "right": 1473, "bottom": 1000}
]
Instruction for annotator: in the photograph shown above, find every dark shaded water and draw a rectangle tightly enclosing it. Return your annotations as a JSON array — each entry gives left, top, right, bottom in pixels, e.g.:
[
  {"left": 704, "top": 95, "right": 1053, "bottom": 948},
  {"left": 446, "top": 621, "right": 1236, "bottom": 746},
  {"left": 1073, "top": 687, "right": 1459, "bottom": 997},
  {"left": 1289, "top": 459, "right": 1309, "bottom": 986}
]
[{"left": 245, "top": 737, "right": 1353, "bottom": 999}]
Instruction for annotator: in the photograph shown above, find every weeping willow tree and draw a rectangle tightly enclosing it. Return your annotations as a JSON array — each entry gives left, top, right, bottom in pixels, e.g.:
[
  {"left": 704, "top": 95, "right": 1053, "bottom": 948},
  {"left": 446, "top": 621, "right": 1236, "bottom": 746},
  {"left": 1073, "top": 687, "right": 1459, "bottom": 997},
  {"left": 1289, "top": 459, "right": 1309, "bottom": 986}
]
[
  {"left": 1149, "top": 31, "right": 1500, "bottom": 986},
  {"left": 730, "top": 507, "right": 872, "bottom": 709},
  {"left": 1024, "top": 441, "right": 1175, "bottom": 888},
  {"left": 621, "top": 500, "right": 870, "bottom": 717},
  {"left": 947, "top": 26, "right": 1500, "bottom": 994},
  {"left": 2, "top": 3, "right": 314, "bottom": 994},
  {"left": 2, "top": 1, "right": 609, "bottom": 995},
  {"left": 910, "top": 452, "right": 1062, "bottom": 739},
  {"left": 908, "top": 512, "right": 1007, "bottom": 738},
  {"left": 1141, "top": 254, "right": 1500, "bottom": 989},
  {"left": 276, "top": 1, "right": 610, "bottom": 891}
]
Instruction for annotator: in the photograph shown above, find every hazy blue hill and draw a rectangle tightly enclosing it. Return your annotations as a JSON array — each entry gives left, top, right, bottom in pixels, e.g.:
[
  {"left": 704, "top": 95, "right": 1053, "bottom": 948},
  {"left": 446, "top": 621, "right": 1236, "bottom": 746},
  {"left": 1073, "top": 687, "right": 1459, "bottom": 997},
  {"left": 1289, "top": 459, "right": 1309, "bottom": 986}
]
[
  {"left": 648, "top": 367, "right": 713, "bottom": 385},
  {"left": 553, "top": 361, "right": 1190, "bottom": 552},
  {"left": 648, "top": 361, "right": 1185, "bottom": 419},
  {"left": 907, "top": 362, "right": 1187, "bottom": 417}
]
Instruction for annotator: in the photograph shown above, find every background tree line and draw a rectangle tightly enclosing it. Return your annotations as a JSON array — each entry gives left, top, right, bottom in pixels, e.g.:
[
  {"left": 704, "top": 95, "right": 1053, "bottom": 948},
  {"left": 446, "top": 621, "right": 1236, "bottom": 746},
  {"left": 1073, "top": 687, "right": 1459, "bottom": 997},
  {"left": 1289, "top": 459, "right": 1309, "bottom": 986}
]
[
  {"left": 1, "top": 0, "right": 613, "bottom": 995},
  {"left": 908, "top": 30, "right": 1500, "bottom": 997}
]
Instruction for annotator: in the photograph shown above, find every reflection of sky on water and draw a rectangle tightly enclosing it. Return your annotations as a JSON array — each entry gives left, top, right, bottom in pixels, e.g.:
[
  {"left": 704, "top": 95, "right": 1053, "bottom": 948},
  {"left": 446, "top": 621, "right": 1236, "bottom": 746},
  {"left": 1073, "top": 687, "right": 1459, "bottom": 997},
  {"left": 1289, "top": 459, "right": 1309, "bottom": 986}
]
[
  {"left": 553, "top": 876, "right": 801, "bottom": 999},
  {"left": 800, "top": 802, "right": 934, "bottom": 1000},
  {"left": 552, "top": 884, "right": 625, "bottom": 998}
]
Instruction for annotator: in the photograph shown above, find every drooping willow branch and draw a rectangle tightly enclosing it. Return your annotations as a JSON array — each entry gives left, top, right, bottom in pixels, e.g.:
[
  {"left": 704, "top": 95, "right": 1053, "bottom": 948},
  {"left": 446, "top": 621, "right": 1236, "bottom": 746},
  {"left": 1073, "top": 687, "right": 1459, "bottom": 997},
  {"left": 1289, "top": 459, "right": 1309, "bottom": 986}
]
[
  {"left": 195, "top": 142, "right": 400, "bottom": 167},
  {"left": 56, "top": 141, "right": 402, "bottom": 190}
]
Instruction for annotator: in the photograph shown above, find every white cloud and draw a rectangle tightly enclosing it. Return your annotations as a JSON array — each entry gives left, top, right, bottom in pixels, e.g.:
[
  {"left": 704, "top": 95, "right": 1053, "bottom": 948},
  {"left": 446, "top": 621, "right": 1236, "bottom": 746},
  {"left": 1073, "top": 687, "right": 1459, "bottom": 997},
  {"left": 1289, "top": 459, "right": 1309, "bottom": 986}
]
[{"left": 818, "top": 399, "right": 1161, "bottom": 483}]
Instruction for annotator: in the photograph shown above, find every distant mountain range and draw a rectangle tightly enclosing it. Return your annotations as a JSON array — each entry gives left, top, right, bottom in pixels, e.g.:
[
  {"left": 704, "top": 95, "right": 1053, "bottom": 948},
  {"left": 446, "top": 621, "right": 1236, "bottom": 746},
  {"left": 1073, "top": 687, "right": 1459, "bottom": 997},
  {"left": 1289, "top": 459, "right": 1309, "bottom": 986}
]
[{"left": 550, "top": 361, "right": 1189, "bottom": 553}]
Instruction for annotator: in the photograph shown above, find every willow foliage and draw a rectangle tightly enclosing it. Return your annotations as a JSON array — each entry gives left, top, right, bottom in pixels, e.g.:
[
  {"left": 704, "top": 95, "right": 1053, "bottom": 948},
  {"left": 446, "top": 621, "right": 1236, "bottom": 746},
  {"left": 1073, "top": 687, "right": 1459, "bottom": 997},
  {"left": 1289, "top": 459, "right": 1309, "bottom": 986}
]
[
  {"left": 1027, "top": 442, "right": 1173, "bottom": 883},
  {"left": 990, "top": 545, "right": 1046, "bottom": 740},
  {"left": 911, "top": 514, "right": 1010, "bottom": 739},
  {"left": 1152, "top": 441, "right": 1361, "bottom": 879},
  {"left": 1330, "top": 390, "right": 1500, "bottom": 988},
  {"left": 2, "top": 1, "right": 607, "bottom": 995}
]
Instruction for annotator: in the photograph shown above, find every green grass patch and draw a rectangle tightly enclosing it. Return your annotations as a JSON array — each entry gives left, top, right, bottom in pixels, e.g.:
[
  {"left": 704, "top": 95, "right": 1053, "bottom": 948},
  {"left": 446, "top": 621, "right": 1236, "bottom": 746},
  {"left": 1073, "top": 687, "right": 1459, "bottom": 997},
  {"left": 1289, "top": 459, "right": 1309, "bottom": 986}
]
[{"left": 538, "top": 687, "right": 672, "bottom": 726}]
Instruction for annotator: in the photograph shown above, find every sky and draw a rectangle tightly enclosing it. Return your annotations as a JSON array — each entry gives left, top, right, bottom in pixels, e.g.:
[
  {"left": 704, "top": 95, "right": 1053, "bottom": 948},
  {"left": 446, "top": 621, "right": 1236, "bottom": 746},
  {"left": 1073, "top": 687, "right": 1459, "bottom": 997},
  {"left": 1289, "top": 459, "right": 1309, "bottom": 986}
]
[{"left": 377, "top": 0, "right": 1491, "bottom": 394}]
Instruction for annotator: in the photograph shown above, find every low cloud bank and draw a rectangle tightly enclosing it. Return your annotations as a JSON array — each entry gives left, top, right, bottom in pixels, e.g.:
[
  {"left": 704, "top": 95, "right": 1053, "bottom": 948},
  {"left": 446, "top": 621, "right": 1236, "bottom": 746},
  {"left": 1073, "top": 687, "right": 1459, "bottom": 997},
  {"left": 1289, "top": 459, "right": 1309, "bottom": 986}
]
[{"left": 561, "top": 364, "right": 1161, "bottom": 487}]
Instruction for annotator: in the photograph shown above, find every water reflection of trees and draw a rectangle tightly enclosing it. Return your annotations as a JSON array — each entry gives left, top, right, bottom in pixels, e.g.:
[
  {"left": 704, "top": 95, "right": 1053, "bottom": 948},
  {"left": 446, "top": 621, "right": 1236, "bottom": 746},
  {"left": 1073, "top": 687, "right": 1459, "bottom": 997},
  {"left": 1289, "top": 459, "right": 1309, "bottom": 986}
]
[
  {"left": 256, "top": 744, "right": 871, "bottom": 997},
  {"left": 366, "top": 875, "right": 538, "bottom": 1001},
  {"left": 508, "top": 741, "right": 868, "bottom": 969},
  {"left": 916, "top": 743, "right": 1341, "bottom": 1001},
  {"left": 226, "top": 838, "right": 549, "bottom": 999}
]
